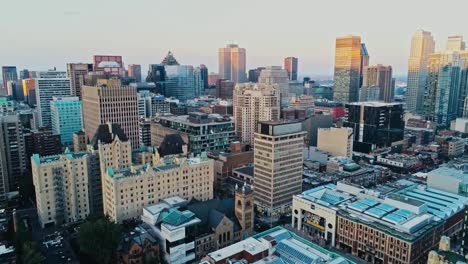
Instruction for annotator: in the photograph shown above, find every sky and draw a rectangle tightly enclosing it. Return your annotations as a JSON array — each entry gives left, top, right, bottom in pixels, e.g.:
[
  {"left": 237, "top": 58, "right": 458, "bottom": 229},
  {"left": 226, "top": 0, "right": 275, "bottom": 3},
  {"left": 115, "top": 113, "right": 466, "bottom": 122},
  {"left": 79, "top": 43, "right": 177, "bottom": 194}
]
[{"left": 2, "top": 0, "right": 468, "bottom": 78}]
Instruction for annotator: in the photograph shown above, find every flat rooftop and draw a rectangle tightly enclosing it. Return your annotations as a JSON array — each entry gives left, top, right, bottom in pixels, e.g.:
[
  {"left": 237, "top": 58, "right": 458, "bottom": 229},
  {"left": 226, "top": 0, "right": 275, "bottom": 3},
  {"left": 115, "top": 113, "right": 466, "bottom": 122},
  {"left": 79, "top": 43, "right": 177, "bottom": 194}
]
[{"left": 346, "top": 101, "right": 403, "bottom": 107}]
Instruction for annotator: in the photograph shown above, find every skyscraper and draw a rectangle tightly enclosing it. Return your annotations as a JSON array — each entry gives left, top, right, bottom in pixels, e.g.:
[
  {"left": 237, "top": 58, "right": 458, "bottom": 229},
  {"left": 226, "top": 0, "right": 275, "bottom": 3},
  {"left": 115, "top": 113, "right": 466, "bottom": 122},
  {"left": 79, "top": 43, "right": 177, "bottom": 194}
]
[
  {"left": 447, "top": 36, "right": 466, "bottom": 52},
  {"left": 333, "top": 36, "right": 362, "bottom": 103},
  {"left": 19, "top": 69, "right": 30, "bottom": 80},
  {"left": 128, "top": 64, "right": 142, "bottom": 82},
  {"left": 164, "top": 65, "right": 203, "bottom": 101},
  {"left": 359, "top": 43, "right": 369, "bottom": 87},
  {"left": 81, "top": 81, "right": 139, "bottom": 148},
  {"left": 254, "top": 120, "right": 306, "bottom": 216},
  {"left": 233, "top": 83, "right": 280, "bottom": 144},
  {"left": 406, "top": 30, "right": 435, "bottom": 113},
  {"left": 361, "top": 65, "right": 393, "bottom": 102},
  {"left": 284, "top": 57, "right": 298, "bottom": 81},
  {"left": 2, "top": 66, "right": 17, "bottom": 91},
  {"left": 93, "top": 55, "right": 124, "bottom": 77},
  {"left": 67, "top": 63, "right": 93, "bottom": 98},
  {"left": 424, "top": 52, "right": 462, "bottom": 127},
  {"left": 247, "top": 67, "right": 265, "bottom": 83},
  {"left": 146, "top": 64, "right": 166, "bottom": 94},
  {"left": 218, "top": 44, "right": 247, "bottom": 83},
  {"left": 34, "top": 70, "right": 71, "bottom": 128},
  {"left": 199, "top": 64, "right": 209, "bottom": 90},
  {"left": 50, "top": 96, "right": 83, "bottom": 145},
  {"left": 258, "top": 66, "right": 290, "bottom": 107}
]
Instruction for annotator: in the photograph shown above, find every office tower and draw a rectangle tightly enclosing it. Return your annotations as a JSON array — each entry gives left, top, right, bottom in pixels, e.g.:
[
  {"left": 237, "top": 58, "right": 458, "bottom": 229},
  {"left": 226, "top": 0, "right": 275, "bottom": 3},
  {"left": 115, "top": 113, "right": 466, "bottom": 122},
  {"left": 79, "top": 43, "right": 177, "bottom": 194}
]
[
  {"left": 317, "top": 127, "right": 354, "bottom": 157},
  {"left": 247, "top": 67, "right": 265, "bottom": 83},
  {"left": 22, "top": 79, "right": 36, "bottom": 106},
  {"left": 154, "top": 112, "right": 235, "bottom": 155},
  {"left": 0, "top": 115, "right": 26, "bottom": 199},
  {"left": 447, "top": 36, "right": 466, "bottom": 52},
  {"left": 73, "top": 131, "right": 87, "bottom": 152},
  {"left": 66, "top": 63, "right": 93, "bottom": 98},
  {"left": 146, "top": 64, "right": 166, "bottom": 94},
  {"left": 199, "top": 64, "right": 209, "bottom": 90},
  {"left": 360, "top": 86, "right": 381, "bottom": 102},
  {"left": 93, "top": 55, "right": 124, "bottom": 77},
  {"left": 406, "top": 30, "right": 435, "bottom": 113},
  {"left": 19, "top": 69, "right": 30, "bottom": 80},
  {"left": 233, "top": 83, "right": 280, "bottom": 144},
  {"left": 216, "top": 79, "right": 235, "bottom": 99},
  {"left": 344, "top": 102, "right": 404, "bottom": 153},
  {"left": 458, "top": 52, "right": 468, "bottom": 117},
  {"left": 81, "top": 82, "right": 139, "bottom": 148},
  {"left": 137, "top": 92, "right": 170, "bottom": 118},
  {"left": 361, "top": 65, "right": 393, "bottom": 102},
  {"left": 359, "top": 44, "right": 369, "bottom": 87},
  {"left": 258, "top": 66, "right": 290, "bottom": 107},
  {"left": 333, "top": 36, "right": 362, "bottom": 103},
  {"left": 6, "top": 81, "right": 24, "bottom": 101},
  {"left": 164, "top": 65, "right": 203, "bottom": 101},
  {"left": 161, "top": 51, "right": 179, "bottom": 65},
  {"left": 284, "top": 57, "right": 298, "bottom": 81},
  {"left": 218, "top": 43, "right": 247, "bottom": 83},
  {"left": 138, "top": 118, "right": 151, "bottom": 147},
  {"left": 103, "top": 152, "right": 214, "bottom": 223},
  {"left": 24, "top": 129, "right": 62, "bottom": 158},
  {"left": 50, "top": 97, "right": 83, "bottom": 145},
  {"left": 34, "top": 70, "right": 71, "bottom": 128},
  {"left": 2, "top": 66, "right": 17, "bottom": 91},
  {"left": 254, "top": 121, "right": 306, "bottom": 216},
  {"left": 31, "top": 152, "right": 92, "bottom": 227},
  {"left": 302, "top": 112, "right": 333, "bottom": 146},
  {"left": 424, "top": 52, "right": 462, "bottom": 127},
  {"left": 208, "top": 73, "right": 219, "bottom": 86},
  {"left": 127, "top": 64, "right": 142, "bottom": 82}
]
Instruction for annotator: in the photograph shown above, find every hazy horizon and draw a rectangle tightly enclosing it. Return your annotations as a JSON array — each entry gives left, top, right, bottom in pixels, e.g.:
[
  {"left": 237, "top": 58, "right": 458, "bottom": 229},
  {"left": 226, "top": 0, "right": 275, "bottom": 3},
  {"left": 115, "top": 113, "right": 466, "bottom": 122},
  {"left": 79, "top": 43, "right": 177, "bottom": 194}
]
[{"left": 2, "top": 0, "right": 468, "bottom": 77}]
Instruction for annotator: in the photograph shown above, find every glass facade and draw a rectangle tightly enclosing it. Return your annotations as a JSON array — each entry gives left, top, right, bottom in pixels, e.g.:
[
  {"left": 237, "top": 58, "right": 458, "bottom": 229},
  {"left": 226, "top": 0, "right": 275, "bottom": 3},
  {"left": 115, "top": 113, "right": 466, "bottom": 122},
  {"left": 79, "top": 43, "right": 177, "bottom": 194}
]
[
  {"left": 164, "top": 65, "right": 203, "bottom": 101},
  {"left": 333, "top": 36, "right": 362, "bottom": 103},
  {"left": 50, "top": 97, "right": 83, "bottom": 145}
]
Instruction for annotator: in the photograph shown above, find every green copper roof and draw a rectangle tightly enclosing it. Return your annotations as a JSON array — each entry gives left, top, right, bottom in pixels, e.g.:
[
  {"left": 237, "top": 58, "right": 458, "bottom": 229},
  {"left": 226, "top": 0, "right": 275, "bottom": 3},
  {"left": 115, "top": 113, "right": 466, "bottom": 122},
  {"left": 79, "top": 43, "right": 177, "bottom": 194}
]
[{"left": 161, "top": 208, "right": 194, "bottom": 226}]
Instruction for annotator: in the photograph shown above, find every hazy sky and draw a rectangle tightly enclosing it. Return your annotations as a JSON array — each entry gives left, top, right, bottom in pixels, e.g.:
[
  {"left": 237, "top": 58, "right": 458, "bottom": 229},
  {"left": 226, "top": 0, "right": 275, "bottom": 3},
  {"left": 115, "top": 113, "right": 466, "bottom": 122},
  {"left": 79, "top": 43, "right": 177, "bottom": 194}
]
[{"left": 2, "top": 0, "right": 468, "bottom": 77}]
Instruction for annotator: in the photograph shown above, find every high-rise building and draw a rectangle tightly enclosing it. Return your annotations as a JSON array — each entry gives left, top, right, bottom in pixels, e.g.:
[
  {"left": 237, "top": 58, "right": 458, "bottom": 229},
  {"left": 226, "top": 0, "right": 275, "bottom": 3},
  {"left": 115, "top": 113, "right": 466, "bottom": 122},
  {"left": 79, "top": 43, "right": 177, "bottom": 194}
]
[
  {"left": 247, "top": 67, "right": 265, "bottom": 83},
  {"left": 199, "top": 64, "right": 209, "bottom": 90},
  {"left": 333, "top": 36, "right": 362, "bottom": 103},
  {"left": 50, "top": 97, "right": 83, "bottom": 145},
  {"left": 6, "top": 81, "right": 24, "bottom": 101},
  {"left": 81, "top": 81, "right": 139, "bottom": 148},
  {"left": 254, "top": 121, "right": 306, "bottom": 216},
  {"left": 0, "top": 115, "right": 26, "bottom": 199},
  {"left": 360, "top": 86, "right": 381, "bottom": 102},
  {"left": 406, "top": 30, "right": 435, "bottom": 113},
  {"left": 66, "top": 63, "right": 93, "bottom": 98},
  {"left": 344, "top": 102, "right": 404, "bottom": 153},
  {"left": 31, "top": 152, "right": 92, "bottom": 227},
  {"left": 19, "top": 69, "right": 30, "bottom": 80},
  {"left": 24, "top": 129, "right": 62, "bottom": 158},
  {"left": 216, "top": 79, "right": 235, "bottom": 99},
  {"left": 361, "top": 65, "right": 393, "bottom": 102},
  {"left": 2, "top": 66, "right": 17, "bottom": 91},
  {"left": 161, "top": 51, "right": 179, "bottom": 65},
  {"left": 164, "top": 65, "right": 203, "bottom": 101},
  {"left": 34, "top": 70, "right": 71, "bottom": 128},
  {"left": 127, "top": 64, "right": 142, "bottom": 82},
  {"left": 424, "top": 52, "right": 462, "bottom": 127},
  {"left": 317, "top": 127, "right": 354, "bottom": 157},
  {"left": 138, "top": 118, "right": 151, "bottom": 147},
  {"left": 258, "top": 66, "right": 290, "bottom": 107},
  {"left": 73, "top": 131, "right": 87, "bottom": 152},
  {"left": 359, "top": 43, "right": 369, "bottom": 87},
  {"left": 447, "top": 36, "right": 466, "bottom": 52},
  {"left": 218, "top": 43, "right": 247, "bottom": 83},
  {"left": 93, "top": 55, "right": 124, "bottom": 77},
  {"left": 208, "top": 73, "right": 219, "bottom": 86},
  {"left": 233, "top": 83, "right": 280, "bottom": 144},
  {"left": 284, "top": 57, "right": 298, "bottom": 81},
  {"left": 146, "top": 64, "right": 166, "bottom": 94}
]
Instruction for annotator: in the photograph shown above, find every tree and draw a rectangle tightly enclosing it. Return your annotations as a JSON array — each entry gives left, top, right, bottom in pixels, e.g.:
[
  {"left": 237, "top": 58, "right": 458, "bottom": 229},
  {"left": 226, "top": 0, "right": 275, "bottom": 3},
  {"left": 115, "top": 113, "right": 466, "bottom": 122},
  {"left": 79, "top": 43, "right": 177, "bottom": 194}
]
[
  {"left": 22, "top": 242, "right": 45, "bottom": 264},
  {"left": 77, "top": 217, "right": 123, "bottom": 264}
]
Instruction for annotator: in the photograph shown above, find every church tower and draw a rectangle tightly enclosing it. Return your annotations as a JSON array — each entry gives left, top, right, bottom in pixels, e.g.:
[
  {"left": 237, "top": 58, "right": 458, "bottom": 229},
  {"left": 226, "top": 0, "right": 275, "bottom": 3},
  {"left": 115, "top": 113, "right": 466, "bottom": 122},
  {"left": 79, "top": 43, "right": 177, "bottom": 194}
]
[{"left": 235, "top": 182, "right": 254, "bottom": 238}]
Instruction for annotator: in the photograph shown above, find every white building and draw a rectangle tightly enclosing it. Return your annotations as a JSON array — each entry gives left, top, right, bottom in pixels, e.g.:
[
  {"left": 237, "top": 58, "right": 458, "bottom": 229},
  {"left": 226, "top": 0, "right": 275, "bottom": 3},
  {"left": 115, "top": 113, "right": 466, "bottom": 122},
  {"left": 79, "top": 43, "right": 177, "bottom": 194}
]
[
  {"left": 258, "top": 66, "right": 290, "bottom": 107},
  {"left": 34, "top": 70, "right": 71, "bottom": 128}
]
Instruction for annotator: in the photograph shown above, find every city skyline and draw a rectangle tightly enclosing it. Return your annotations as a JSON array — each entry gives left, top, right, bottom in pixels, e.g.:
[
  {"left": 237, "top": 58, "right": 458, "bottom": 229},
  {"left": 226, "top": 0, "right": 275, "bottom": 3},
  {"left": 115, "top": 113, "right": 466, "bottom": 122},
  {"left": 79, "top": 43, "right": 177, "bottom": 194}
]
[{"left": 2, "top": 0, "right": 468, "bottom": 77}]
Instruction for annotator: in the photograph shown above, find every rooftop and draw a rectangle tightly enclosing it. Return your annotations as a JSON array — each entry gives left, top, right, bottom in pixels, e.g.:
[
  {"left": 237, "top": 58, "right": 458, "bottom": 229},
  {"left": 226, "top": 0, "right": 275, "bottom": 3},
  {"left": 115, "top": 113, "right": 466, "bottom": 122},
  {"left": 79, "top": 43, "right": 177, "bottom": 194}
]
[
  {"left": 346, "top": 101, "right": 403, "bottom": 107},
  {"left": 158, "top": 113, "right": 233, "bottom": 126}
]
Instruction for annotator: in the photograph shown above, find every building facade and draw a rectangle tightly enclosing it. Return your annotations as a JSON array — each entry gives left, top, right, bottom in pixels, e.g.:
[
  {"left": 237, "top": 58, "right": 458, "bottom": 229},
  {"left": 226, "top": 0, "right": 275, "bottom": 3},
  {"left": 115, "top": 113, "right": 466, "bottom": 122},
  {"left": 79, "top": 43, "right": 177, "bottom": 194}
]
[
  {"left": 284, "top": 57, "right": 298, "bottom": 81},
  {"left": 233, "top": 83, "right": 280, "bottom": 144},
  {"left": 50, "top": 96, "right": 83, "bottom": 145},
  {"left": 258, "top": 66, "right": 290, "bottom": 107},
  {"left": 127, "top": 64, "right": 142, "bottom": 82},
  {"left": 164, "top": 65, "right": 203, "bottom": 101},
  {"left": 362, "top": 65, "right": 393, "bottom": 102},
  {"left": 317, "top": 127, "right": 354, "bottom": 157},
  {"left": 66, "top": 63, "right": 93, "bottom": 98},
  {"left": 254, "top": 121, "right": 306, "bottom": 216},
  {"left": 218, "top": 44, "right": 247, "bottom": 83},
  {"left": 333, "top": 36, "right": 362, "bottom": 103}
]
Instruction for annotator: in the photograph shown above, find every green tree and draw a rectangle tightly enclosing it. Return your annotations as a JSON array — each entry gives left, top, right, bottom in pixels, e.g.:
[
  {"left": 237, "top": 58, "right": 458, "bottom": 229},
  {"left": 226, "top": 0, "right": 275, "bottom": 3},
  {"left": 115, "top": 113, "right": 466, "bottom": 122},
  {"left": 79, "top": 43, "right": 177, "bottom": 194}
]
[
  {"left": 22, "top": 242, "right": 45, "bottom": 264},
  {"left": 77, "top": 217, "right": 123, "bottom": 264}
]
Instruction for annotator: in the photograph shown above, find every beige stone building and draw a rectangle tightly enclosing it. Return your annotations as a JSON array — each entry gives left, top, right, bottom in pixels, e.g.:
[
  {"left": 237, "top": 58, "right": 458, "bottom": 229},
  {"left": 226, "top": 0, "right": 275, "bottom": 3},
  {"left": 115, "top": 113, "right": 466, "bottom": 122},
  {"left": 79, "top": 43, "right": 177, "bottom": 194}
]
[
  {"left": 233, "top": 83, "right": 280, "bottom": 145},
  {"left": 317, "top": 127, "right": 354, "bottom": 157},
  {"left": 254, "top": 121, "right": 306, "bottom": 216},
  {"left": 81, "top": 80, "right": 139, "bottom": 148},
  {"left": 32, "top": 152, "right": 91, "bottom": 227},
  {"left": 103, "top": 152, "right": 214, "bottom": 223}
]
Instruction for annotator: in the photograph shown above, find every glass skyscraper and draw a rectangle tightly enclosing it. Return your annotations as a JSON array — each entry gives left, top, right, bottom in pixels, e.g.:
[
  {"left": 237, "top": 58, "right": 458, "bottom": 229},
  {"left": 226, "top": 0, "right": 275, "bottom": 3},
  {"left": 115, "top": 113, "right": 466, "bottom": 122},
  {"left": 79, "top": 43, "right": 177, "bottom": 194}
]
[
  {"left": 50, "top": 96, "right": 83, "bottom": 145},
  {"left": 164, "top": 65, "right": 203, "bottom": 101},
  {"left": 333, "top": 36, "right": 362, "bottom": 103}
]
